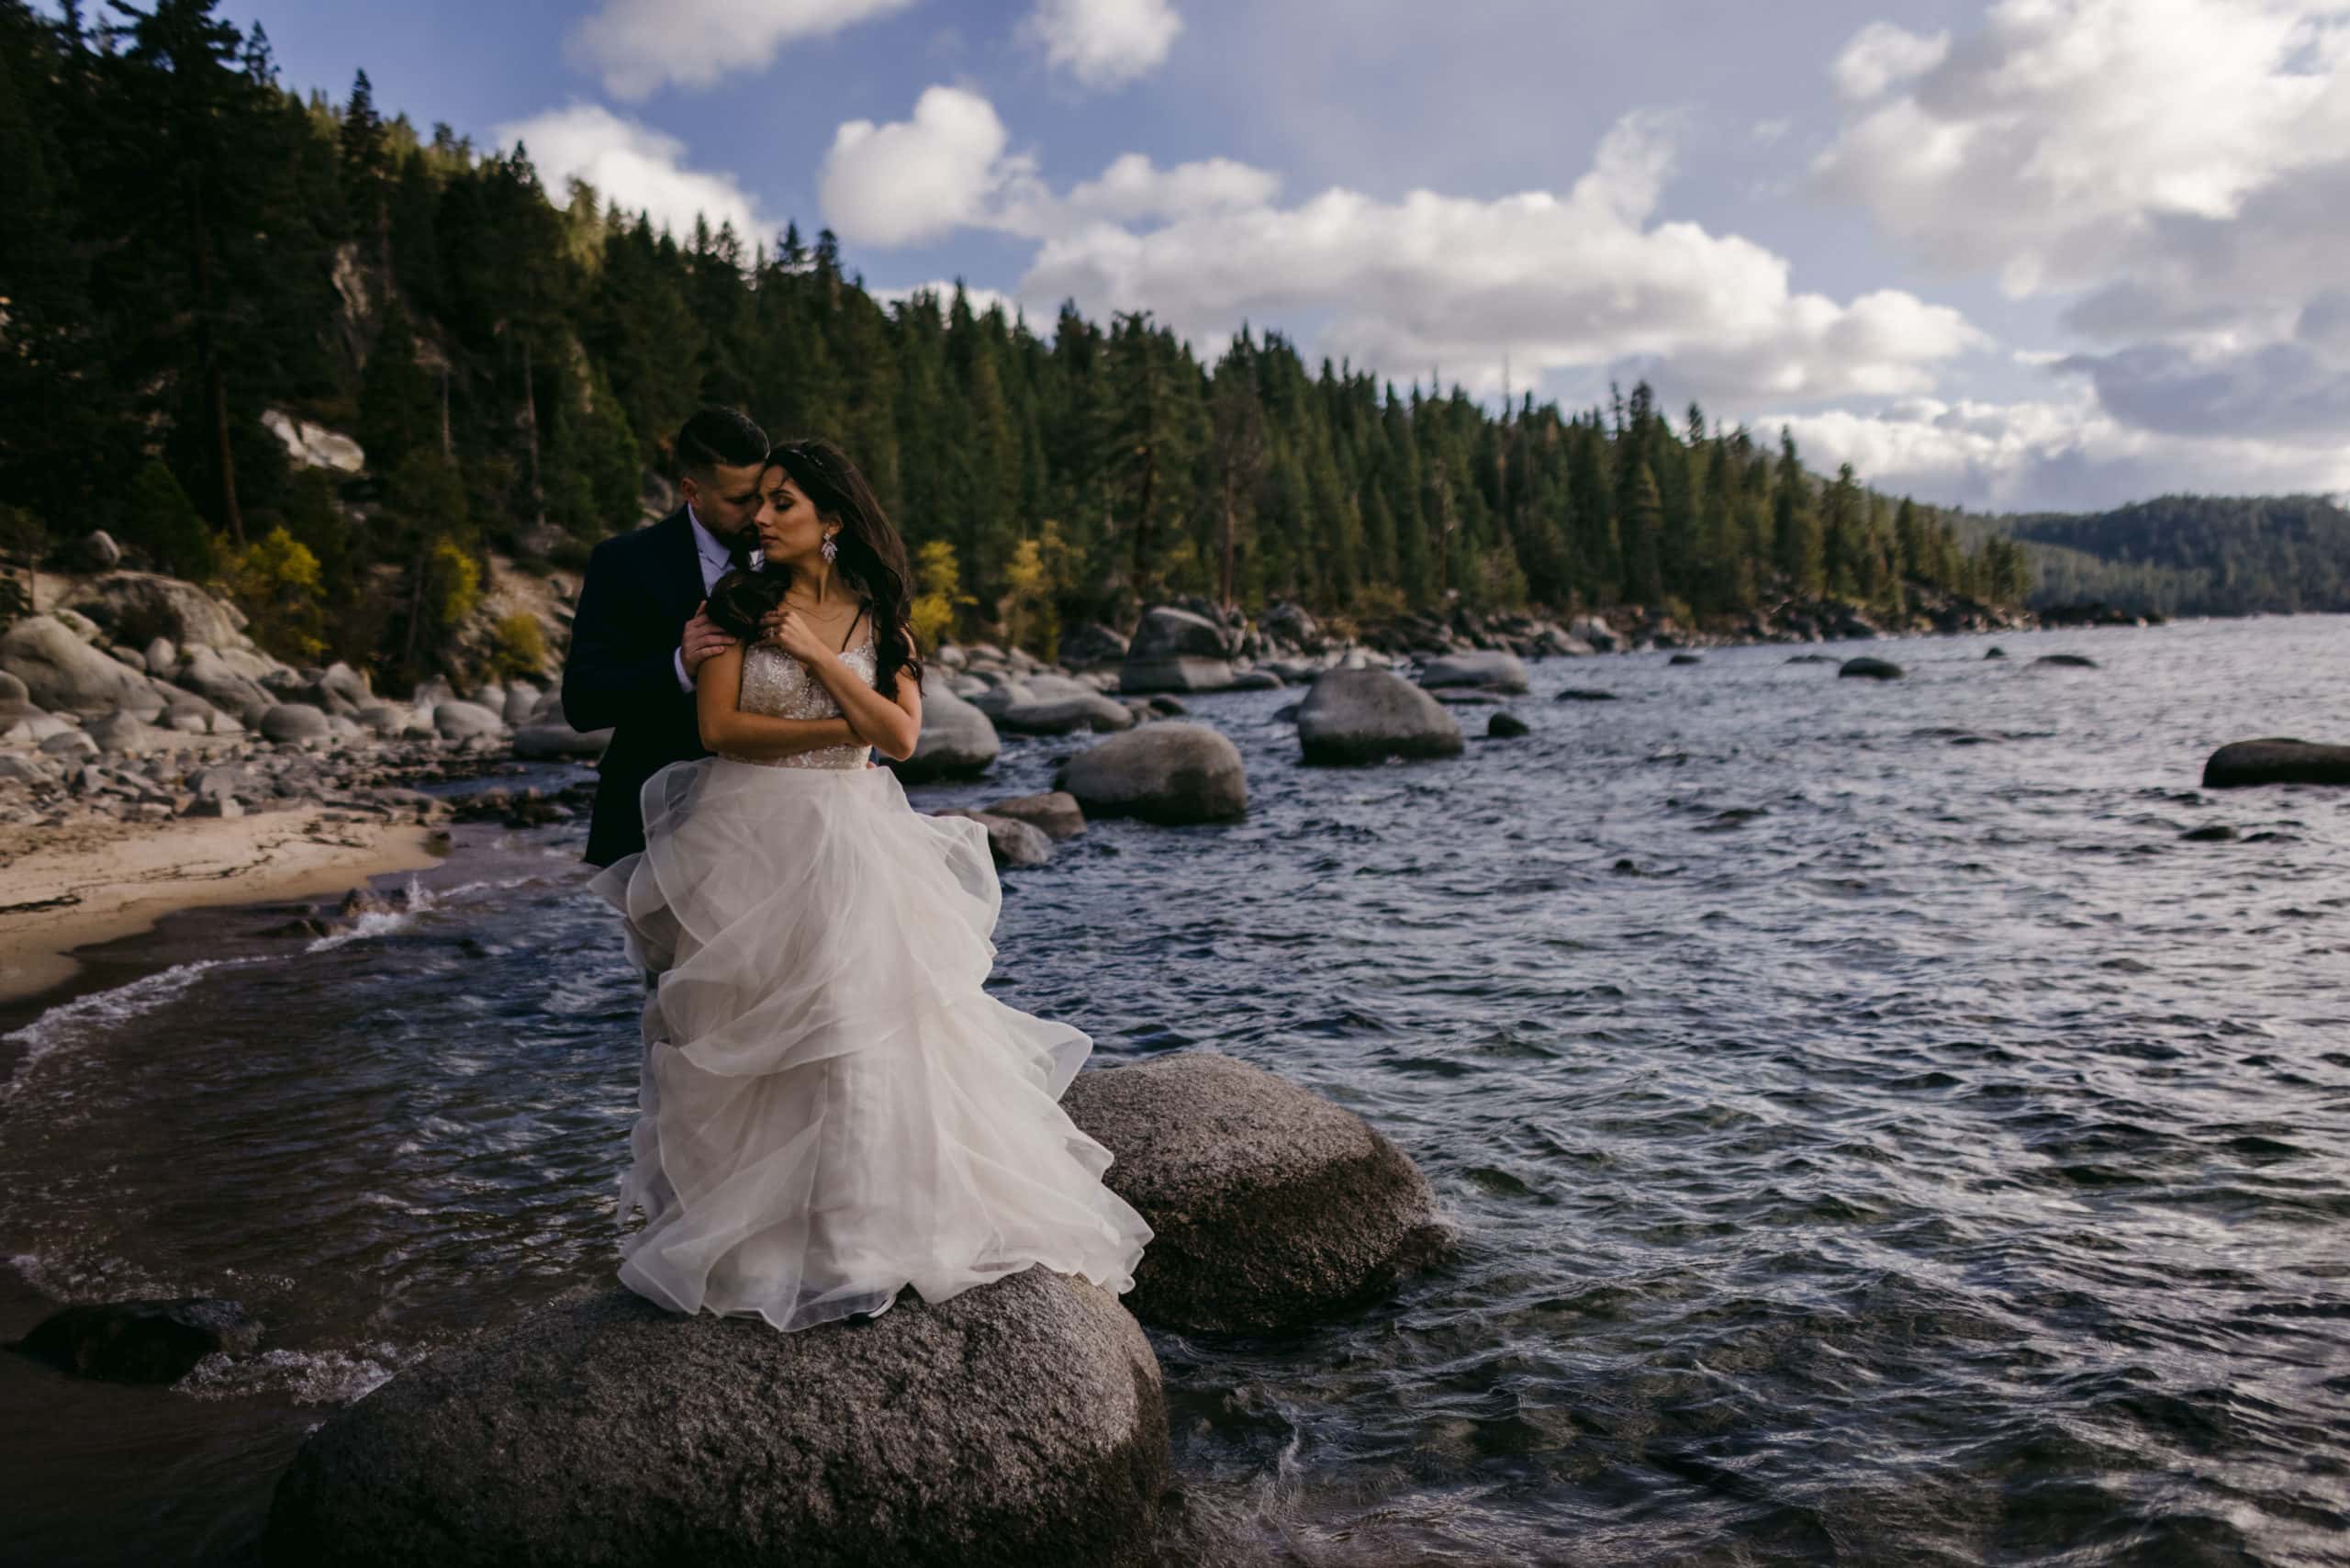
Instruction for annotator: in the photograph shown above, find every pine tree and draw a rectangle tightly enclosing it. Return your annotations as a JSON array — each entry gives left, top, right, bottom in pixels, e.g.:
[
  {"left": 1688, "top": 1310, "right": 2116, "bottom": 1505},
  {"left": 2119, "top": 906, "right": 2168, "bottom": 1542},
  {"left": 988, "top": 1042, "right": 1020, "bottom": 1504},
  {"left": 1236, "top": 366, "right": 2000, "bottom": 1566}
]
[{"left": 359, "top": 302, "right": 437, "bottom": 475}]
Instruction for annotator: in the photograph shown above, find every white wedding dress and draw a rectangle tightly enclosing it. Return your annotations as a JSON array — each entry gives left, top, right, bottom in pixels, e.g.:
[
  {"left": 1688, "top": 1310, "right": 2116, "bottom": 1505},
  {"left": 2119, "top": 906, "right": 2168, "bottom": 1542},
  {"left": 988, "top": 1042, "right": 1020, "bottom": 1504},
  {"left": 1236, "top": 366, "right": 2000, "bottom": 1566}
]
[{"left": 587, "top": 627, "right": 1150, "bottom": 1330}]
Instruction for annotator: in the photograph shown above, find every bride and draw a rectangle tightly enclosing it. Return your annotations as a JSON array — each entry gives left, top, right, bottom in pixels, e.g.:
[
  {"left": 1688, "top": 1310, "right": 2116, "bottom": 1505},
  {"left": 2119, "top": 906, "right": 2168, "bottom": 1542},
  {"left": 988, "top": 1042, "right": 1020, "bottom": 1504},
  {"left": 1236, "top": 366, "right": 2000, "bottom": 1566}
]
[{"left": 588, "top": 436, "right": 1150, "bottom": 1331}]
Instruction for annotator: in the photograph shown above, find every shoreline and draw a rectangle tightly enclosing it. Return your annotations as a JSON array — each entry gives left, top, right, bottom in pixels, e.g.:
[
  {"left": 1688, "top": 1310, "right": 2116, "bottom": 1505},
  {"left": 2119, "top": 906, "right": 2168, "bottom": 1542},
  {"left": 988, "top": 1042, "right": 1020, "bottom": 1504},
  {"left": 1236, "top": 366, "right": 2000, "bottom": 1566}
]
[{"left": 0, "top": 808, "right": 448, "bottom": 1007}]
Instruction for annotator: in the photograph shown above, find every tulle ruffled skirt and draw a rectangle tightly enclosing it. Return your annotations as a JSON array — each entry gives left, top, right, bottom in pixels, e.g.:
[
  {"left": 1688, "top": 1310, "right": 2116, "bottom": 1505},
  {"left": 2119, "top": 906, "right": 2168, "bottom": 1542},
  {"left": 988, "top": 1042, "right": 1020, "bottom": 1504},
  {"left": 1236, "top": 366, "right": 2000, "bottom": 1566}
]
[{"left": 587, "top": 756, "right": 1150, "bottom": 1331}]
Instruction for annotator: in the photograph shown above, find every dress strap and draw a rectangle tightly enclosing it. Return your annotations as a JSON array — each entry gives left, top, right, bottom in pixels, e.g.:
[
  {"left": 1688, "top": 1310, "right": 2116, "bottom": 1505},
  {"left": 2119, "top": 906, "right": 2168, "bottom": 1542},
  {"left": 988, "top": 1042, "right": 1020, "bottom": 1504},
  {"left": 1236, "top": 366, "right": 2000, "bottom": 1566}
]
[{"left": 838, "top": 604, "right": 866, "bottom": 652}]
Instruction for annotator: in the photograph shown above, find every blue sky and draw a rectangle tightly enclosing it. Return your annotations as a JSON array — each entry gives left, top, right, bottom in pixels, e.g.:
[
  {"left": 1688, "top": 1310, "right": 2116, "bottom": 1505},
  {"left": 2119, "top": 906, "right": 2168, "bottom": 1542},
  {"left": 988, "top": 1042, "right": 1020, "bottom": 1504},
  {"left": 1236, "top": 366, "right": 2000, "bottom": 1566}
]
[{"left": 243, "top": 0, "right": 2350, "bottom": 512}]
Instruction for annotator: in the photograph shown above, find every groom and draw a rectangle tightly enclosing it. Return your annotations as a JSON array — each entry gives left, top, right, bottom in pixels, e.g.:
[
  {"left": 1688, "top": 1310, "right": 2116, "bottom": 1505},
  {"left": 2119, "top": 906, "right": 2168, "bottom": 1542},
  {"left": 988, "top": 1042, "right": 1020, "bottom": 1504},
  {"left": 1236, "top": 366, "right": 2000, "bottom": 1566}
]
[{"left": 563, "top": 408, "right": 770, "bottom": 868}]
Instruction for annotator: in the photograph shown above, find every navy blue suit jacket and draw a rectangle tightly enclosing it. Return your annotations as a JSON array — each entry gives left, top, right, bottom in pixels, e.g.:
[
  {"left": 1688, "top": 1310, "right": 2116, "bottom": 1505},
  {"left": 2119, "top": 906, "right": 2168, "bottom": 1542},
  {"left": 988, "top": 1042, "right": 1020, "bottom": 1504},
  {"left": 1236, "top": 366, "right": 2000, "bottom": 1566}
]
[{"left": 561, "top": 508, "right": 711, "bottom": 868}]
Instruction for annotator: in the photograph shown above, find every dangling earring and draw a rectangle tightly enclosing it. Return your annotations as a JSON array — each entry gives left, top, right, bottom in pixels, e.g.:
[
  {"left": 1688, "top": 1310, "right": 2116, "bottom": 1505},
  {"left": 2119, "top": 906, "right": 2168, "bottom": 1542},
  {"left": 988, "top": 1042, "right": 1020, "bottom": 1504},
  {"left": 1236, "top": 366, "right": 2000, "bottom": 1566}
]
[{"left": 820, "top": 531, "right": 838, "bottom": 564}]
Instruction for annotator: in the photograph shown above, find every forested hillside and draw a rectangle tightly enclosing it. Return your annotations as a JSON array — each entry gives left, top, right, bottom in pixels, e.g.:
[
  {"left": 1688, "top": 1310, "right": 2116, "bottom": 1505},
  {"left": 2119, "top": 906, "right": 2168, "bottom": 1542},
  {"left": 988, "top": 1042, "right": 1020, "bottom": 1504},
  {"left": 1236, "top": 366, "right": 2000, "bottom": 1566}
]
[
  {"left": 1998, "top": 496, "right": 2350, "bottom": 618},
  {"left": 0, "top": 0, "right": 2030, "bottom": 692}
]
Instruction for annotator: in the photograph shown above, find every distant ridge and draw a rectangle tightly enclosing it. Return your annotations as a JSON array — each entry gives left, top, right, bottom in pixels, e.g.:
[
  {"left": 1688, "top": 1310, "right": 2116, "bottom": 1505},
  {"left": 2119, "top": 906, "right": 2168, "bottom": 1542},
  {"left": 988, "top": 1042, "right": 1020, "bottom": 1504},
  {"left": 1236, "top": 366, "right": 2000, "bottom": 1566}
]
[{"left": 1972, "top": 495, "right": 2350, "bottom": 619}]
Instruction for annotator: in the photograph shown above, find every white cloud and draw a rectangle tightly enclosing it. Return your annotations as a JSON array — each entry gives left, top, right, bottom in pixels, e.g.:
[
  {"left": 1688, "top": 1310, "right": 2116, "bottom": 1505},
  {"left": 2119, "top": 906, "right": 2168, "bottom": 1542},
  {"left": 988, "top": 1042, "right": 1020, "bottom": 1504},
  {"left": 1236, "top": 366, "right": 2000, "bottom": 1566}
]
[
  {"left": 1058, "top": 152, "right": 1280, "bottom": 224},
  {"left": 1829, "top": 21, "right": 1949, "bottom": 101},
  {"left": 1814, "top": 0, "right": 2350, "bottom": 297},
  {"left": 1809, "top": 0, "right": 2350, "bottom": 476},
  {"left": 819, "top": 86, "right": 1016, "bottom": 248},
  {"left": 1767, "top": 386, "right": 2350, "bottom": 512},
  {"left": 1750, "top": 117, "right": 1794, "bottom": 145},
  {"left": 1016, "top": 111, "right": 1982, "bottom": 405},
  {"left": 1024, "top": 0, "right": 1184, "bottom": 88},
  {"left": 566, "top": 0, "right": 917, "bottom": 100},
  {"left": 493, "top": 105, "right": 767, "bottom": 241},
  {"left": 817, "top": 93, "right": 1980, "bottom": 405}
]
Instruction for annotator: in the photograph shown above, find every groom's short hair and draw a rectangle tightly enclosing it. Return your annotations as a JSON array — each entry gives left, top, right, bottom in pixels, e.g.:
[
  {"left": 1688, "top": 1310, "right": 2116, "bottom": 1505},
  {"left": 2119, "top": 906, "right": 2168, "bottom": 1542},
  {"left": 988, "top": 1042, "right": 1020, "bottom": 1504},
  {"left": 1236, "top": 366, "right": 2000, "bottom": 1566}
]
[{"left": 675, "top": 409, "right": 768, "bottom": 478}]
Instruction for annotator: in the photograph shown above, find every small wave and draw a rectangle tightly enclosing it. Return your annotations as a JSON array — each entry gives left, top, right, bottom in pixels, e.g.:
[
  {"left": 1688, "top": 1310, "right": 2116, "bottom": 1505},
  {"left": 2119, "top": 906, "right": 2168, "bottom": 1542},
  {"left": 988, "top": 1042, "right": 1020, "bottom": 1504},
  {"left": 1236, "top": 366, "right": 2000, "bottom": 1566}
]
[
  {"left": 1, "top": 959, "right": 253, "bottom": 1102},
  {"left": 180, "top": 1340, "right": 425, "bottom": 1406},
  {"left": 303, "top": 878, "right": 442, "bottom": 954}
]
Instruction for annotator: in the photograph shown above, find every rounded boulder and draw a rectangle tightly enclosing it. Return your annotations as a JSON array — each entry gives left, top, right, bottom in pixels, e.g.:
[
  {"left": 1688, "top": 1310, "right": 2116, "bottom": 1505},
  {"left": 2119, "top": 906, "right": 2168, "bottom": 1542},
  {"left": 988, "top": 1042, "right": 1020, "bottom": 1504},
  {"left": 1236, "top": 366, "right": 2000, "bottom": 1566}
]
[
  {"left": 263, "top": 1267, "right": 1166, "bottom": 1568},
  {"left": 2203, "top": 737, "right": 2350, "bottom": 789},
  {"left": 1055, "top": 722, "right": 1246, "bottom": 824},
  {"left": 1296, "top": 668, "right": 1463, "bottom": 767},
  {"left": 1060, "top": 1052, "right": 1447, "bottom": 1334},
  {"left": 261, "top": 703, "right": 330, "bottom": 743},
  {"left": 891, "top": 668, "right": 1001, "bottom": 783},
  {"left": 0, "top": 615, "right": 163, "bottom": 718},
  {"left": 1416, "top": 649, "right": 1529, "bottom": 694},
  {"left": 1839, "top": 657, "right": 1904, "bottom": 680}
]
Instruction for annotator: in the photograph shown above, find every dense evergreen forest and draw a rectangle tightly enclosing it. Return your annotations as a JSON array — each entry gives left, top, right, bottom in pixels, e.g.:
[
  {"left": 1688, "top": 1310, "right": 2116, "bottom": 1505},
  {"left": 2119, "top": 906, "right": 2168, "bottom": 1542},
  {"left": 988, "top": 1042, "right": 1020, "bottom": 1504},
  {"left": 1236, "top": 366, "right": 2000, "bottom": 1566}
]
[
  {"left": 0, "top": 0, "right": 2034, "bottom": 689},
  {"left": 1987, "top": 496, "right": 2350, "bottom": 619}
]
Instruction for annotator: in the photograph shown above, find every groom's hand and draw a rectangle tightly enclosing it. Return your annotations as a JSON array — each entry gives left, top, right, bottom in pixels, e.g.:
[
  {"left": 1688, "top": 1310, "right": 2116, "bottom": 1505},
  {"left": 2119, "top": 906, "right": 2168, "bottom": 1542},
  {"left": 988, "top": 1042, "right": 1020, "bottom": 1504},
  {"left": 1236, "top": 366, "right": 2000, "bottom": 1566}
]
[{"left": 681, "top": 601, "right": 736, "bottom": 679}]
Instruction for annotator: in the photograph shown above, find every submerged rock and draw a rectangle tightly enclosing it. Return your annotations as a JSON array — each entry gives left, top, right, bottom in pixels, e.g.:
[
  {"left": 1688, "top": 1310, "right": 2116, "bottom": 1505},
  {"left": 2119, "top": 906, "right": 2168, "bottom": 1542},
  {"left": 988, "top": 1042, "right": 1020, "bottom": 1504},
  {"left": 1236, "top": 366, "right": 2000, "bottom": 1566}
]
[
  {"left": 1555, "top": 688, "right": 1619, "bottom": 702},
  {"left": 1668, "top": 652, "right": 1703, "bottom": 666},
  {"left": 1056, "top": 722, "right": 1246, "bottom": 824},
  {"left": 1295, "top": 669, "right": 1462, "bottom": 767},
  {"left": 2203, "top": 738, "right": 2350, "bottom": 789},
  {"left": 933, "top": 806, "right": 1055, "bottom": 868},
  {"left": 2034, "top": 653, "right": 2099, "bottom": 668},
  {"left": 994, "top": 693, "right": 1136, "bottom": 736},
  {"left": 9, "top": 1297, "right": 260, "bottom": 1384},
  {"left": 264, "top": 1268, "right": 1165, "bottom": 1568},
  {"left": 984, "top": 790, "right": 1087, "bottom": 840},
  {"left": 1839, "top": 657, "right": 1904, "bottom": 680},
  {"left": 1060, "top": 1052, "right": 1448, "bottom": 1334},
  {"left": 2180, "top": 823, "right": 2239, "bottom": 842},
  {"left": 1416, "top": 649, "right": 1529, "bottom": 694},
  {"left": 1488, "top": 711, "right": 1530, "bottom": 738}
]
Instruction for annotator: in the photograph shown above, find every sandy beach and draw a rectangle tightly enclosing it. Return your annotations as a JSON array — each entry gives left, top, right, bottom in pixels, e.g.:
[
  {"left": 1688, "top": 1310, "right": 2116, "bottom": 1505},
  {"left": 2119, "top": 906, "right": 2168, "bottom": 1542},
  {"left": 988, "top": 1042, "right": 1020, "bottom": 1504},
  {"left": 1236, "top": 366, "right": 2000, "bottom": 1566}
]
[{"left": 0, "top": 809, "right": 447, "bottom": 1005}]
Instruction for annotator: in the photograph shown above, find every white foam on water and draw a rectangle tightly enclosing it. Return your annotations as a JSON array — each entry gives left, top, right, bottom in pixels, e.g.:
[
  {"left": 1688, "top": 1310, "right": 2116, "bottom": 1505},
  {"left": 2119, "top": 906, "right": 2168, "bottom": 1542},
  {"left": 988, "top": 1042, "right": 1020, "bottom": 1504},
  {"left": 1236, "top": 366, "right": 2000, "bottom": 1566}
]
[
  {"left": 179, "top": 1340, "right": 425, "bottom": 1406},
  {"left": 1, "top": 958, "right": 256, "bottom": 1103},
  {"left": 302, "top": 877, "right": 442, "bottom": 954}
]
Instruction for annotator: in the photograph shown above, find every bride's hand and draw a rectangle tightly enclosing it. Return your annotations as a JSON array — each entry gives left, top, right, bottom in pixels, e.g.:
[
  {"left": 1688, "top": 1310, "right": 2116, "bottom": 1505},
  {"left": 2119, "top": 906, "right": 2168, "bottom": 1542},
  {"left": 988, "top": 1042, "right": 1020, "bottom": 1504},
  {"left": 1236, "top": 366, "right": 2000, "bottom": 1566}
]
[{"left": 767, "top": 606, "right": 831, "bottom": 666}]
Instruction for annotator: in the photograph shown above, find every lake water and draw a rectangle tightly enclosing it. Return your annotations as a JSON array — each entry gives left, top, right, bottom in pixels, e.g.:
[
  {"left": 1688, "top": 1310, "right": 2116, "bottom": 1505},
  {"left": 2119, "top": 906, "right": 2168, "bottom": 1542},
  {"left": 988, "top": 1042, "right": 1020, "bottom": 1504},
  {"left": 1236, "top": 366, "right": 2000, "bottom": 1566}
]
[{"left": 5, "top": 618, "right": 2348, "bottom": 1566}]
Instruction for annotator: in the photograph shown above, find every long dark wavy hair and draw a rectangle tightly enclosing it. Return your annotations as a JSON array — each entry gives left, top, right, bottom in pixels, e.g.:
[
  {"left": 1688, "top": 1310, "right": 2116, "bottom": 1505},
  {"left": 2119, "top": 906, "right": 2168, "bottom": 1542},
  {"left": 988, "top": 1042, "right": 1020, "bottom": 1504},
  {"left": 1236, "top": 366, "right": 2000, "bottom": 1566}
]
[{"left": 704, "top": 437, "right": 921, "bottom": 700}]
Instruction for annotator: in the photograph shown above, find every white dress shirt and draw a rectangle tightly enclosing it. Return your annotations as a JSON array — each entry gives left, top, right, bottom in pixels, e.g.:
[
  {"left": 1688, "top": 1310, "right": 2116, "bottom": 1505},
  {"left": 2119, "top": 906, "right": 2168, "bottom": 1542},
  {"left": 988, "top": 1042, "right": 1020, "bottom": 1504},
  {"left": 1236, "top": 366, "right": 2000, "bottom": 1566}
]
[{"left": 673, "top": 504, "right": 736, "bottom": 693}]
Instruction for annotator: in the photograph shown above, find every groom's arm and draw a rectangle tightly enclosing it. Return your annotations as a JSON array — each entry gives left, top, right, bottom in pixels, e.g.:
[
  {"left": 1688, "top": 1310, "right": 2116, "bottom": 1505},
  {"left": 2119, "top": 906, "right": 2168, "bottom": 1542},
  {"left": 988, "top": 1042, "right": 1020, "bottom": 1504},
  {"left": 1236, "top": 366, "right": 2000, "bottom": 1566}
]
[{"left": 561, "top": 536, "right": 689, "bottom": 734}]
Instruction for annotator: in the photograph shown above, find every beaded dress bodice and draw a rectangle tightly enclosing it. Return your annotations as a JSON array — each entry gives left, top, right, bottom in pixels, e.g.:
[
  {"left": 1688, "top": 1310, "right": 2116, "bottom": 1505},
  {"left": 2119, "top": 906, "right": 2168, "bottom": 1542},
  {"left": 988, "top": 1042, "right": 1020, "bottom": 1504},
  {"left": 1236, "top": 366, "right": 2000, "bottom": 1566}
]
[{"left": 732, "top": 629, "right": 875, "bottom": 770}]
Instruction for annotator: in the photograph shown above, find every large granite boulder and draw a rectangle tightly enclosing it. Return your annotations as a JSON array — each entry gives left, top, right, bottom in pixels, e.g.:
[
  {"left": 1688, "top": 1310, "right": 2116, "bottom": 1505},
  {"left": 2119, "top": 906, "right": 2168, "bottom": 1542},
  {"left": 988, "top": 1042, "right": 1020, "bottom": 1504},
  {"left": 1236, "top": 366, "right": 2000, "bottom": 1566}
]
[
  {"left": 261, "top": 703, "right": 330, "bottom": 744},
  {"left": 1061, "top": 1053, "right": 1447, "bottom": 1334},
  {"left": 1055, "top": 722, "right": 1246, "bottom": 824},
  {"left": 8, "top": 1297, "right": 261, "bottom": 1385},
  {"left": 891, "top": 667, "right": 1000, "bottom": 783},
  {"left": 431, "top": 700, "right": 505, "bottom": 741},
  {"left": 263, "top": 1268, "right": 1166, "bottom": 1568},
  {"left": 1058, "top": 622, "right": 1130, "bottom": 669},
  {"left": 177, "top": 645, "right": 276, "bottom": 726},
  {"left": 61, "top": 571, "right": 244, "bottom": 652},
  {"left": 1296, "top": 669, "right": 1463, "bottom": 767},
  {"left": 1416, "top": 649, "right": 1529, "bottom": 694},
  {"left": 2203, "top": 738, "right": 2350, "bottom": 789},
  {"left": 0, "top": 614, "right": 163, "bottom": 718},
  {"left": 1120, "top": 607, "right": 1237, "bottom": 694}
]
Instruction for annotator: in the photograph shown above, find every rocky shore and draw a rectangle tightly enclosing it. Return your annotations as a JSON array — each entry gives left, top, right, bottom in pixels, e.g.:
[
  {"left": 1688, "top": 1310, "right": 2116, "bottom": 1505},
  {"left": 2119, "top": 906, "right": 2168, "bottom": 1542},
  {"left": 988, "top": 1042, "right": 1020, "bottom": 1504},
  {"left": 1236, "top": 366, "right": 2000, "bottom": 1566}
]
[{"left": 0, "top": 559, "right": 2050, "bottom": 991}]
